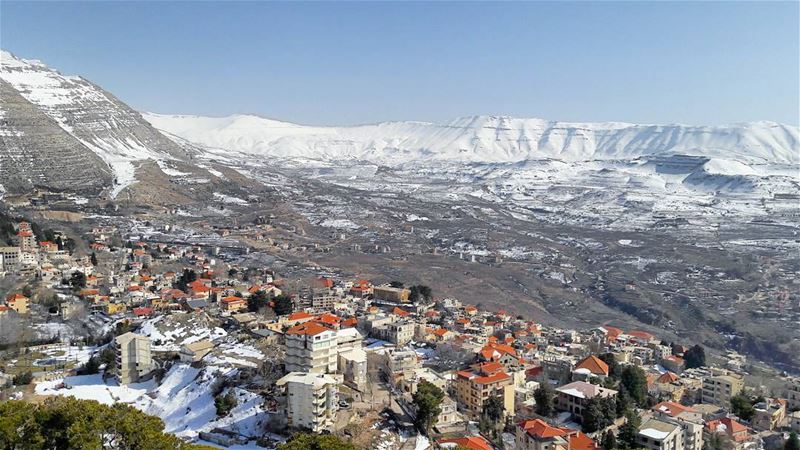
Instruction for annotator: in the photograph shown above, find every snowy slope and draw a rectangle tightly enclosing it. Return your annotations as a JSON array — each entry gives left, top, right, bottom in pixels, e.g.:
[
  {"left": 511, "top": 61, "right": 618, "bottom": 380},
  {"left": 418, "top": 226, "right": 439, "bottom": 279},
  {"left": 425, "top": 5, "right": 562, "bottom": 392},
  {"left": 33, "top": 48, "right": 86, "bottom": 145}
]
[
  {"left": 144, "top": 113, "right": 800, "bottom": 165},
  {"left": 0, "top": 50, "right": 187, "bottom": 197}
]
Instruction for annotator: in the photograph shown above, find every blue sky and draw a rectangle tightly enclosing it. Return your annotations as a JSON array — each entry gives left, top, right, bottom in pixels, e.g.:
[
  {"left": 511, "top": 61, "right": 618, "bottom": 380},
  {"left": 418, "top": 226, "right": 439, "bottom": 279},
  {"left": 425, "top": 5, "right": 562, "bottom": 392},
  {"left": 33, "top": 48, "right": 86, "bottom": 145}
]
[{"left": 2, "top": 1, "right": 798, "bottom": 126}]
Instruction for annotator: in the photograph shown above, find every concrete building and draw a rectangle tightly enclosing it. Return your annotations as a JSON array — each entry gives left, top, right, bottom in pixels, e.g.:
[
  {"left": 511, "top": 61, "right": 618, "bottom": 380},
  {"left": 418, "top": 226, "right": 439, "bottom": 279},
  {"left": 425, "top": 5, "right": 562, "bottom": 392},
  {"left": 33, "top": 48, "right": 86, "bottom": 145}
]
[
  {"left": 637, "top": 418, "right": 684, "bottom": 450},
  {"left": 0, "top": 247, "right": 20, "bottom": 271},
  {"left": 374, "top": 321, "right": 415, "bottom": 346},
  {"left": 751, "top": 398, "right": 786, "bottom": 431},
  {"left": 701, "top": 372, "right": 744, "bottom": 405},
  {"left": 284, "top": 322, "right": 338, "bottom": 374},
  {"left": 179, "top": 340, "right": 215, "bottom": 363},
  {"left": 4, "top": 293, "right": 29, "bottom": 314},
  {"left": 383, "top": 348, "right": 420, "bottom": 388},
  {"left": 276, "top": 372, "right": 338, "bottom": 432},
  {"left": 454, "top": 361, "right": 515, "bottom": 419},
  {"left": 372, "top": 285, "right": 410, "bottom": 303},
  {"left": 338, "top": 347, "right": 367, "bottom": 388},
  {"left": 652, "top": 402, "right": 704, "bottom": 450},
  {"left": 787, "top": 377, "right": 800, "bottom": 411},
  {"left": 115, "top": 332, "right": 152, "bottom": 384},
  {"left": 555, "top": 380, "right": 617, "bottom": 417}
]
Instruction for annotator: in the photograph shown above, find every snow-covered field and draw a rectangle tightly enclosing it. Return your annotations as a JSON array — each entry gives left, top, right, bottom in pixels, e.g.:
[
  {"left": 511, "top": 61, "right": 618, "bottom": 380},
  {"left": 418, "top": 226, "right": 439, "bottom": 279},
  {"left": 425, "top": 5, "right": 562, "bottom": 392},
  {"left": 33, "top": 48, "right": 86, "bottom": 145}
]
[{"left": 35, "top": 363, "right": 272, "bottom": 446}]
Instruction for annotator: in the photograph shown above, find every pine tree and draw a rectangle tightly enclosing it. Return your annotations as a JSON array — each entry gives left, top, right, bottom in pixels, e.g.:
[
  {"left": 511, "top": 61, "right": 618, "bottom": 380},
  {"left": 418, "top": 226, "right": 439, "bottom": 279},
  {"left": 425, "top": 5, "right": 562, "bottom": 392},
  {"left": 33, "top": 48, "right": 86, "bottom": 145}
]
[
  {"left": 534, "top": 383, "right": 555, "bottom": 417},
  {"left": 412, "top": 380, "right": 445, "bottom": 435},
  {"left": 90, "top": 252, "right": 98, "bottom": 266},
  {"left": 684, "top": 345, "right": 706, "bottom": 369},
  {"left": 618, "top": 411, "right": 641, "bottom": 449},
  {"left": 602, "top": 430, "right": 617, "bottom": 450}
]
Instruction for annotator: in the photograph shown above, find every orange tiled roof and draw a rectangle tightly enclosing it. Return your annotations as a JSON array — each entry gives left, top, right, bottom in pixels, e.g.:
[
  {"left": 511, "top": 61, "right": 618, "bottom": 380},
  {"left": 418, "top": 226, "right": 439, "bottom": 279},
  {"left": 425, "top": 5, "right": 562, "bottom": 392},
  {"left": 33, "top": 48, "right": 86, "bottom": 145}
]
[
  {"left": 6, "top": 293, "right": 28, "bottom": 301},
  {"left": 438, "top": 436, "right": 493, "bottom": 450},
  {"left": 574, "top": 355, "right": 610, "bottom": 376},
  {"left": 653, "top": 401, "right": 696, "bottom": 417},
  {"left": 288, "top": 311, "right": 313, "bottom": 321},
  {"left": 221, "top": 296, "right": 244, "bottom": 303},
  {"left": 569, "top": 431, "right": 601, "bottom": 450},
  {"left": 519, "top": 419, "right": 569, "bottom": 439},
  {"left": 286, "top": 321, "right": 331, "bottom": 336},
  {"left": 656, "top": 372, "right": 680, "bottom": 384}
]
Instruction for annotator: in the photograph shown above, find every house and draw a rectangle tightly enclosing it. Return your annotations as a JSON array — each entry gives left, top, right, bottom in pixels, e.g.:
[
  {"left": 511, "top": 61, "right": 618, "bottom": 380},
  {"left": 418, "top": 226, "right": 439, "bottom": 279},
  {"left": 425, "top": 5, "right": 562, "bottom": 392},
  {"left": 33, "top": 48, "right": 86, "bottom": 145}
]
[
  {"left": 284, "top": 322, "right": 338, "bottom": 374},
  {"left": 516, "top": 419, "right": 571, "bottom": 450},
  {"left": 115, "top": 332, "right": 152, "bottom": 384},
  {"left": 571, "top": 355, "right": 609, "bottom": 380},
  {"left": 276, "top": 372, "right": 338, "bottom": 433},
  {"left": 555, "top": 381, "right": 617, "bottom": 417},
  {"left": 704, "top": 417, "right": 750, "bottom": 450},
  {"left": 652, "top": 402, "right": 705, "bottom": 450},
  {"left": 5, "top": 293, "right": 29, "bottom": 314},
  {"left": 220, "top": 296, "right": 247, "bottom": 313},
  {"left": 338, "top": 347, "right": 367, "bottom": 388},
  {"left": 179, "top": 340, "right": 215, "bottom": 363},
  {"left": 751, "top": 398, "right": 786, "bottom": 431},
  {"left": 439, "top": 436, "right": 494, "bottom": 450},
  {"left": 454, "top": 361, "right": 515, "bottom": 419},
  {"left": 636, "top": 418, "right": 685, "bottom": 450}
]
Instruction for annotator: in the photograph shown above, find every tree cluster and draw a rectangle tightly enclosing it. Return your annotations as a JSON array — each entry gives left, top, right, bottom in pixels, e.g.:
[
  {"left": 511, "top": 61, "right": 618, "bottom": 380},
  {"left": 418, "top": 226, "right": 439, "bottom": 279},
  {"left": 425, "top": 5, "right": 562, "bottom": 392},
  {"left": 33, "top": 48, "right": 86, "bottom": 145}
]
[
  {"left": 214, "top": 392, "right": 238, "bottom": 417},
  {"left": 276, "top": 433, "right": 357, "bottom": 450},
  {"left": 409, "top": 285, "right": 432, "bottom": 304},
  {"left": 534, "top": 383, "right": 555, "bottom": 417},
  {"left": 683, "top": 345, "right": 706, "bottom": 369},
  {"left": 272, "top": 294, "right": 293, "bottom": 316},
  {"left": 581, "top": 396, "right": 617, "bottom": 433},
  {"left": 0, "top": 397, "right": 211, "bottom": 449}
]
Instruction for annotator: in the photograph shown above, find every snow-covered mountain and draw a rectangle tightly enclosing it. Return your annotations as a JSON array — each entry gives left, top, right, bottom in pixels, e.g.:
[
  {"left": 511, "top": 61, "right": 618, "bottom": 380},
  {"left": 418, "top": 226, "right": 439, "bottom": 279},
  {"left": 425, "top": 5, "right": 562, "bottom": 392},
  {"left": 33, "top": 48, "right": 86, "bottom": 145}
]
[
  {"left": 144, "top": 112, "right": 799, "bottom": 165},
  {"left": 0, "top": 50, "right": 190, "bottom": 197}
]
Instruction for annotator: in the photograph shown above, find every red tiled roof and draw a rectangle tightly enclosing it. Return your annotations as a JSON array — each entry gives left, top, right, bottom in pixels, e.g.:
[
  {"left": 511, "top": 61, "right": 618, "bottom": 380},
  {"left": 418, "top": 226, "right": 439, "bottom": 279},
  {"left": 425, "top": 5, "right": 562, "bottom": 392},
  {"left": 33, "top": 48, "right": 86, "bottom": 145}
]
[
  {"left": 221, "top": 296, "right": 244, "bottom": 303},
  {"left": 288, "top": 311, "right": 313, "bottom": 321},
  {"left": 569, "top": 431, "right": 601, "bottom": 450},
  {"left": 519, "top": 419, "right": 569, "bottom": 439},
  {"left": 392, "top": 306, "right": 411, "bottom": 317},
  {"left": 653, "top": 401, "right": 696, "bottom": 417},
  {"left": 574, "top": 355, "right": 610, "bottom": 376},
  {"left": 286, "top": 321, "right": 332, "bottom": 336},
  {"left": 656, "top": 372, "right": 680, "bottom": 384},
  {"left": 438, "top": 436, "right": 493, "bottom": 450}
]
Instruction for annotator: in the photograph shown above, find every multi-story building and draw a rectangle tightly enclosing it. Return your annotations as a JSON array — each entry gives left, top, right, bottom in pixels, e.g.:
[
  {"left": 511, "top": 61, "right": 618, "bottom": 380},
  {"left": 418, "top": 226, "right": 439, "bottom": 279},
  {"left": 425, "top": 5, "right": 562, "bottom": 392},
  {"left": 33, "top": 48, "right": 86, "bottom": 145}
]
[
  {"left": 338, "top": 347, "right": 367, "bottom": 388},
  {"left": 15, "top": 231, "right": 36, "bottom": 252},
  {"left": 115, "top": 332, "right": 152, "bottom": 384},
  {"left": 637, "top": 418, "right": 684, "bottom": 450},
  {"left": 701, "top": 372, "right": 744, "bottom": 405},
  {"left": 555, "top": 380, "right": 617, "bottom": 417},
  {"left": 454, "top": 361, "right": 515, "bottom": 419},
  {"left": 0, "top": 247, "right": 21, "bottom": 271},
  {"left": 284, "top": 322, "right": 338, "bottom": 374},
  {"left": 383, "top": 348, "right": 420, "bottom": 388},
  {"left": 652, "top": 402, "right": 704, "bottom": 450},
  {"left": 752, "top": 398, "right": 786, "bottom": 431},
  {"left": 516, "top": 419, "right": 601, "bottom": 450},
  {"left": 787, "top": 377, "right": 800, "bottom": 411},
  {"left": 276, "top": 372, "right": 338, "bottom": 432},
  {"left": 704, "top": 418, "right": 750, "bottom": 450},
  {"left": 374, "top": 321, "right": 415, "bottom": 346}
]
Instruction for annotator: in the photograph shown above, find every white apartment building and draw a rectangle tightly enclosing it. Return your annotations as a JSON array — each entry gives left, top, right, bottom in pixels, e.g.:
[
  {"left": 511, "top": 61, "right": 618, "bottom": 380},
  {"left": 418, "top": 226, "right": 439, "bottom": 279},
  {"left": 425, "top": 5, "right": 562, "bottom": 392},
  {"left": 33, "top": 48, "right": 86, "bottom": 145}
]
[
  {"left": 115, "top": 332, "right": 152, "bottom": 384},
  {"left": 284, "top": 322, "right": 338, "bottom": 374},
  {"left": 276, "top": 372, "right": 338, "bottom": 432},
  {"left": 637, "top": 418, "right": 685, "bottom": 450}
]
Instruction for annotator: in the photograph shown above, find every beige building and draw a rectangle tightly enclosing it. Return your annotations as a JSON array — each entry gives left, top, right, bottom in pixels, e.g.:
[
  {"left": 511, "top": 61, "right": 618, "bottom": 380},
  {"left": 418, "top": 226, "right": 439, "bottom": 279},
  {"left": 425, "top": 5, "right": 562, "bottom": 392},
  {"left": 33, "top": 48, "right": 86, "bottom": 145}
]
[
  {"left": 179, "top": 340, "right": 215, "bottom": 363},
  {"left": 284, "top": 322, "right": 338, "bottom": 374},
  {"left": 372, "top": 285, "right": 411, "bottom": 303},
  {"left": 787, "top": 377, "right": 800, "bottom": 411},
  {"left": 701, "top": 372, "right": 744, "bottom": 405},
  {"left": 276, "top": 372, "right": 338, "bottom": 432},
  {"left": 652, "top": 402, "right": 704, "bottom": 450},
  {"left": 637, "top": 418, "right": 684, "bottom": 450},
  {"left": 4, "top": 293, "right": 29, "bottom": 314},
  {"left": 338, "top": 347, "right": 367, "bottom": 388},
  {"left": 374, "top": 320, "right": 415, "bottom": 346},
  {"left": 0, "top": 247, "right": 21, "bottom": 271},
  {"left": 115, "top": 332, "right": 152, "bottom": 384},
  {"left": 454, "top": 361, "right": 515, "bottom": 419}
]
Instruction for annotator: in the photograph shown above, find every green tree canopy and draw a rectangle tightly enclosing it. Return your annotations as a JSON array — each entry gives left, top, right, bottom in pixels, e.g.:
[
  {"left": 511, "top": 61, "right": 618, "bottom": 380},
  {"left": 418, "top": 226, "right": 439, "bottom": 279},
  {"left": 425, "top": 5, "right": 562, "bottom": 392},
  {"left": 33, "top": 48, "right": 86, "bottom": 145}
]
[
  {"left": 684, "top": 345, "right": 706, "bottom": 369},
  {"left": 620, "top": 366, "right": 648, "bottom": 407},
  {"left": 534, "top": 383, "right": 555, "bottom": 417},
  {"left": 412, "top": 380, "right": 445, "bottom": 435},
  {"left": 0, "top": 397, "right": 208, "bottom": 450},
  {"left": 785, "top": 432, "right": 800, "bottom": 450},
  {"left": 272, "top": 294, "right": 293, "bottom": 316},
  {"left": 617, "top": 411, "right": 641, "bottom": 450},
  {"left": 276, "top": 433, "right": 357, "bottom": 450}
]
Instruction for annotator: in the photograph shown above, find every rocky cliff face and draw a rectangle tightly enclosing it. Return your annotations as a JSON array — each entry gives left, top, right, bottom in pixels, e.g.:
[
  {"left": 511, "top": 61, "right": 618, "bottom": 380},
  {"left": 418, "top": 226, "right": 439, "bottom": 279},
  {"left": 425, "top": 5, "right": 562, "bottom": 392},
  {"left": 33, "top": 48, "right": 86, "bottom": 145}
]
[
  {"left": 0, "top": 79, "right": 113, "bottom": 195},
  {"left": 0, "top": 50, "right": 192, "bottom": 198}
]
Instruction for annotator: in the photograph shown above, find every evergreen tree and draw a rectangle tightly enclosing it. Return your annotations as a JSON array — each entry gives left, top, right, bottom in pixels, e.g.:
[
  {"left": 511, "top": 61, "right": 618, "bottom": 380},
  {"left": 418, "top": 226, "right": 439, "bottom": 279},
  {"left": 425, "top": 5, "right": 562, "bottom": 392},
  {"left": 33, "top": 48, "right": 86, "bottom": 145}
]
[
  {"left": 616, "top": 386, "right": 632, "bottom": 418},
  {"left": 412, "top": 380, "right": 445, "bottom": 435},
  {"left": 599, "top": 353, "right": 622, "bottom": 380},
  {"left": 602, "top": 430, "right": 617, "bottom": 450},
  {"left": 618, "top": 411, "right": 641, "bottom": 449},
  {"left": 582, "top": 397, "right": 607, "bottom": 433},
  {"left": 684, "top": 345, "right": 706, "bottom": 369},
  {"left": 484, "top": 394, "right": 504, "bottom": 424},
  {"left": 90, "top": 252, "right": 98, "bottom": 266},
  {"left": 272, "top": 294, "right": 293, "bottom": 316},
  {"left": 276, "top": 433, "right": 357, "bottom": 450},
  {"left": 534, "top": 383, "right": 555, "bottom": 417},
  {"left": 247, "top": 290, "right": 269, "bottom": 312},
  {"left": 620, "top": 366, "right": 648, "bottom": 407},
  {"left": 730, "top": 394, "right": 756, "bottom": 421}
]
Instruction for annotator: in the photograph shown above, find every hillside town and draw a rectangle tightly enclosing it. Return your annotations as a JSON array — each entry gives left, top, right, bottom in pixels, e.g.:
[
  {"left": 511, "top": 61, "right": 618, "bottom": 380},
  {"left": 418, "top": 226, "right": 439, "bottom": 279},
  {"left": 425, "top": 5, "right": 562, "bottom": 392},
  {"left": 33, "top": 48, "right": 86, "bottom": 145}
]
[{"left": 0, "top": 212, "right": 798, "bottom": 450}]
